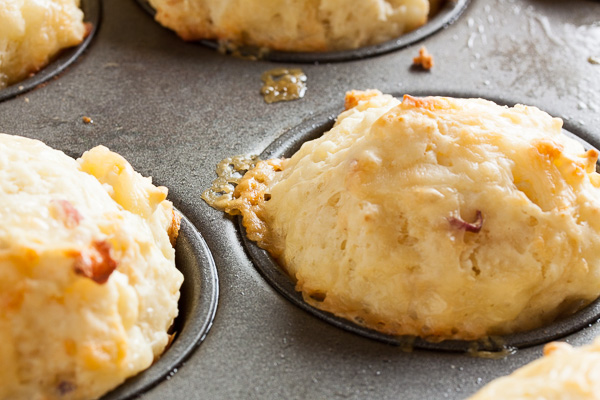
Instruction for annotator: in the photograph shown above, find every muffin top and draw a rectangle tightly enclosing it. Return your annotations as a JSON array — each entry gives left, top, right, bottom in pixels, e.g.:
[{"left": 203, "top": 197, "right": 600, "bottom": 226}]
[
  {"left": 210, "top": 90, "right": 600, "bottom": 341},
  {"left": 148, "top": 0, "right": 433, "bottom": 52},
  {"left": 0, "top": 0, "right": 86, "bottom": 89},
  {"left": 469, "top": 338, "right": 600, "bottom": 399},
  {"left": 0, "top": 134, "right": 183, "bottom": 400}
]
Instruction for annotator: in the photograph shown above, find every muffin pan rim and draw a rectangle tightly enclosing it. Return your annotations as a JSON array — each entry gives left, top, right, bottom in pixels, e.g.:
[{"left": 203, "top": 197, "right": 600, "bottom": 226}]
[
  {"left": 0, "top": 0, "right": 102, "bottom": 103},
  {"left": 101, "top": 211, "right": 219, "bottom": 400},
  {"left": 134, "top": 0, "right": 470, "bottom": 63},
  {"left": 238, "top": 91, "right": 600, "bottom": 352}
]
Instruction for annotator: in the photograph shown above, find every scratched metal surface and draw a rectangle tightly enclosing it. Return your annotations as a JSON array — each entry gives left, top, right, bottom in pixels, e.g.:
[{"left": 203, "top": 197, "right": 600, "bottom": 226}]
[{"left": 1, "top": 0, "right": 599, "bottom": 398}]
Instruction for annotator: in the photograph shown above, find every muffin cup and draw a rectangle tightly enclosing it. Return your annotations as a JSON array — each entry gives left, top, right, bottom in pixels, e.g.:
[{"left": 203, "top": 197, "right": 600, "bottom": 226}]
[
  {"left": 239, "top": 93, "right": 600, "bottom": 353},
  {"left": 136, "top": 0, "right": 470, "bottom": 63}
]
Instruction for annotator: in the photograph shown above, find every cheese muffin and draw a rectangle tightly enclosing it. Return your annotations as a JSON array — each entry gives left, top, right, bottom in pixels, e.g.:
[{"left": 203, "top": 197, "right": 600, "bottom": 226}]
[
  {"left": 205, "top": 90, "right": 600, "bottom": 341},
  {"left": 0, "top": 0, "right": 86, "bottom": 89},
  {"left": 0, "top": 134, "right": 183, "bottom": 400},
  {"left": 470, "top": 339, "right": 600, "bottom": 399},
  {"left": 147, "top": 0, "right": 436, "bottom": 52}
]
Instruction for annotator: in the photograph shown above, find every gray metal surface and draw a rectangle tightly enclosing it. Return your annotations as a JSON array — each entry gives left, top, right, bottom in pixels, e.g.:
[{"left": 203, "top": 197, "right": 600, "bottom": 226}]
[{"left": 1, "top": 0, "right": 599, "bottom": 398}]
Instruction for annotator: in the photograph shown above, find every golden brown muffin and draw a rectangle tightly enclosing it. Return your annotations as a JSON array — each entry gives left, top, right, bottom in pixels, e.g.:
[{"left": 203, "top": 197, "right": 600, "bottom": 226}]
[
  {"left": 206, "top": 90, "right": 600, "bottom": 341},
  {"left": 0, "top": 134, "right": 183, "bottom": 400},
  {"left": 0, "top": 0, "right": 86, "bottom": 89},
  {"left": 469, "top": 339, "right": 600, "bottom": 399},
  {"left": 148, "top": 0, "right": 432, "bottom": 52}
]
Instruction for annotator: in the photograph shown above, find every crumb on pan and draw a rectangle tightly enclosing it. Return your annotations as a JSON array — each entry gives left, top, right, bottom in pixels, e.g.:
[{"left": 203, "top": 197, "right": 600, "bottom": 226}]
[{"left": 413, "top": 46, "right": 434, "bottom": 69}]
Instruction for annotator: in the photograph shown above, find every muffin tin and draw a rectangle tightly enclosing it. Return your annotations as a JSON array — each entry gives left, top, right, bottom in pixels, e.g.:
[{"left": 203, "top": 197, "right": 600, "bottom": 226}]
[{"left": 1, "top": 0, "right": 600, "bottom": 398}]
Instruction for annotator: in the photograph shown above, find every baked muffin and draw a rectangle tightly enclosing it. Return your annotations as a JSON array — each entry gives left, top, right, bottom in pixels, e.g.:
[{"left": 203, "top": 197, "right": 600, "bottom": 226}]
[
  {"left": 147, "top": 0, "right": 435, "bottom": 52},
  {"left": 0, "top": 134, "right": 183, "bottom": 400},
  {"left": 470, "top": 339, "right": 600, "bottom": 399},
  {"left": 205, "top": 90, "right": 600, "bottom": 341},
  {"left": 0, "top": 0, "right": 86, "bottom": 89}
]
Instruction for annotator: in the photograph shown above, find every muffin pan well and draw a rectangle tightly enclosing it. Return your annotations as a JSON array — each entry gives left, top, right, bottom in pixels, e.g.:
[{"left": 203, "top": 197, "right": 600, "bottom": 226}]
[
  {"left": 135, "top": 0, "right": 469, "bottom": 62},
  {"left": 0, "top": 0, "right": 101, "bottom": 102},
  {"left": 102, "top": 212, "right": 218, "bottom": 400},
  {"left": 238, "top": 99, "right": 600, "bottom": 352},
  {"left": 2, "top": 0, "right": 600, "bottom": 398}
]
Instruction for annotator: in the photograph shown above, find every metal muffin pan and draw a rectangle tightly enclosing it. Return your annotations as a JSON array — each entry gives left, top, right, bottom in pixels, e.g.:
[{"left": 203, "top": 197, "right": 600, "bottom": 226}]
[
  {"left": 136, "top": 0, "right": 469, "bottom": 62},
  {"left": 101, "top": 212, "right": 219, "bottom": 400},
  {"left": 239, "top": 99, "right": 600, "bottom": 352},
  {"left": 1, "top": 0, "right": 599, "bottom": 398},
  {"left": 0, "top": 0, "right": 101, "bottom": 102}
]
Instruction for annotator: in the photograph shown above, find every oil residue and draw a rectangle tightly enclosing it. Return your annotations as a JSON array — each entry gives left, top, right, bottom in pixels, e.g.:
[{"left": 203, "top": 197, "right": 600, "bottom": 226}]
[
  {"left": 217, "top": 40, "right": 270, "bottom": 61},
  {"left": 201, "top": 155, "right": 259, "bottom": 211},
  {"left": 260, "top": 68, "right": 307, "bottom": 104},
  {"left": 467, "top": 336, "right": 517, "bottom": 359}
]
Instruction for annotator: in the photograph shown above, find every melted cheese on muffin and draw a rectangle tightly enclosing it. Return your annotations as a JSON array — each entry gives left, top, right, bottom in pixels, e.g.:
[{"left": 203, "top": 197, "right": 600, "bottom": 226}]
[
  {"left": 147, "top": 0, "right": 432, "bottom": 52},
  {"left": 0, "top": 134, "right": 183, "bottom": 400},
  {"left": 0, "top": 0, "right": 86, "bottom": 89},
  {"left": 470, "top": 339, "right": 600, "bottom": 399},
  {"left": 209, "top": 90, "right": 600, "bottom": 341}
]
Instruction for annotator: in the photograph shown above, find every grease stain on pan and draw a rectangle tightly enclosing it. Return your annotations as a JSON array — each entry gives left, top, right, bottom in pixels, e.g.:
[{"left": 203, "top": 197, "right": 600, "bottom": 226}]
[
  {"left": 101, "top": 212, "right": 219, "bottom": 400},
  {"left": 260, "top": 68, "right": 307, "bottom": 104},
  {"left": 136, "top": 0, "right": 470, "bottom": 63},
  {"left": 0, "top": 0, "right": 102, "bottom": 103},
  {"left": 237, "top": 95, "right": 600, "bottom": 354}
]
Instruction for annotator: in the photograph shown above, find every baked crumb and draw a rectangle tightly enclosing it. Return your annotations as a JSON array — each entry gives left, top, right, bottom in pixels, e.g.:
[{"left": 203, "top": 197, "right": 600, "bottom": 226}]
[{"left": 413, "top": 46, "right": 434, "bottom": 70}]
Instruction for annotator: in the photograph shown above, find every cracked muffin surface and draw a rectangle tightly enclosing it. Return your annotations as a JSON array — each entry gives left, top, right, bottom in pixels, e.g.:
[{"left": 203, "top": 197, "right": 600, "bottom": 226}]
[
  {"left": 207, "top": 90, "right": 600, "bottom": 341},
  {"left": 0, "top": 0, "right": 86, "bottom": 89},
  {"left": 0, "top": 134, "right": 183, "bottom": 400},
  {"left": 147, "top": 0, "right": 435, "bottom": 52}
]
